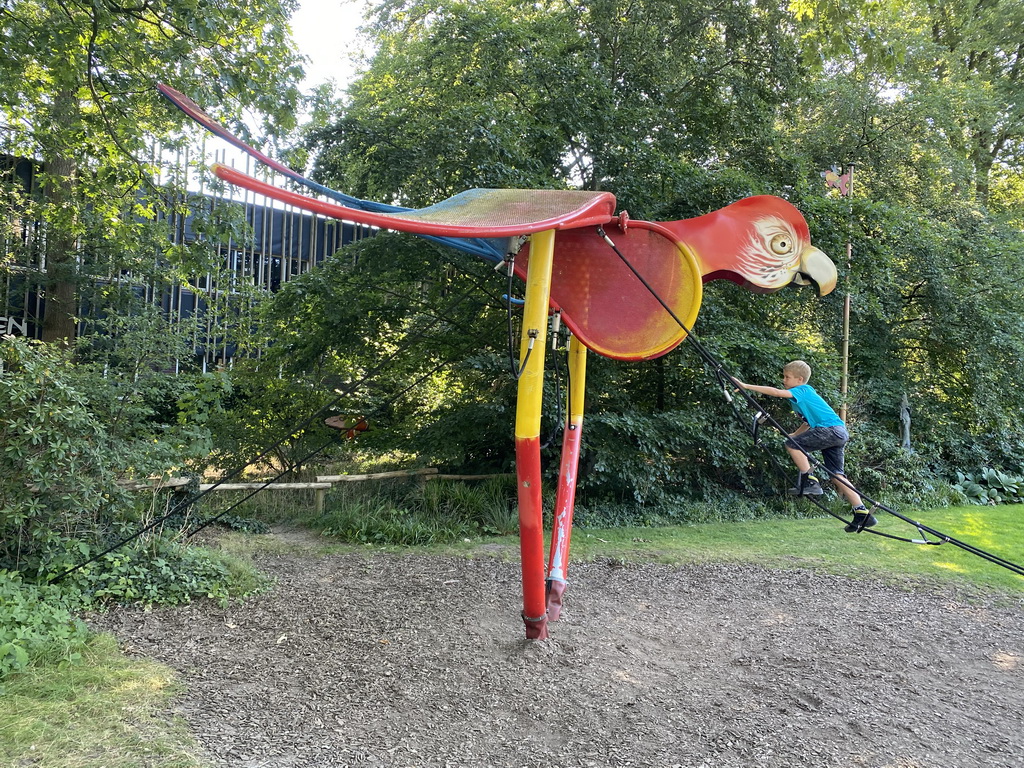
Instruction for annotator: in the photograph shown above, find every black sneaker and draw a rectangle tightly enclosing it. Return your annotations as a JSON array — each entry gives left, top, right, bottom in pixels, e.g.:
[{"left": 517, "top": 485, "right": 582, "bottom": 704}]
[
  {"left": 845, "top": 508, "right": 878, "bottom": 533},
  {"left": 788, "top": 473, "right": 824, "bottom": 496}
]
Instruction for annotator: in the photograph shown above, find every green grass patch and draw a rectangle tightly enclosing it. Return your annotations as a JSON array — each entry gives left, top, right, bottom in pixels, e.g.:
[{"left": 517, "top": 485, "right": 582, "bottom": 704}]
[
  {"left": 0, "top": 634, "right": 206, "bottom": 768},
  {"left": 566, "top": 504, "right": 1024, "bottom": 594}
]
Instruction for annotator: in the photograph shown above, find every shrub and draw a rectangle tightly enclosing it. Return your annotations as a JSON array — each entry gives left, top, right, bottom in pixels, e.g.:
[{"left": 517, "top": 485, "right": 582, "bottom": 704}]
[
  {"left": 314, "top": 477, "right": 518, "bottom": 544},
  {"left": 0, "top": 336, "right": 268, "bottom": 681},
  {"left": 0, "top": 571, "right": 89, "bottom": 679},
  {"left": 952, "top": 468, "right": 1024, "bottom": 505},
  {"left": 0, "top": 337, "right": 132, "bottom": 574}
]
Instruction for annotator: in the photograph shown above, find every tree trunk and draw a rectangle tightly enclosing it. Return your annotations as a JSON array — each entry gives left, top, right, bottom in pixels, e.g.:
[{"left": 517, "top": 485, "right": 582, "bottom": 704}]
[{"left": 40, "top": 89, "right": 79, "bottom": 345}]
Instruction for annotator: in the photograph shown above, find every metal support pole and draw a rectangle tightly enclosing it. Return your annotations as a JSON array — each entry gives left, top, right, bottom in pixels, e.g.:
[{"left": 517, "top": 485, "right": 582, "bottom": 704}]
[
  {"left": 546, "top": 334, "right": 588, "bottom": 620},
  {"left": 514, "top": 229, "right": 555, "bottom": 640}
]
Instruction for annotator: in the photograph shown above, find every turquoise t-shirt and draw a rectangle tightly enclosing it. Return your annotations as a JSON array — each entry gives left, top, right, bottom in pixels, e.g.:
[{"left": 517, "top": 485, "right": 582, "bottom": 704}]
[{"left": 788, "top": 384, "right": 844, "bottom": 428}]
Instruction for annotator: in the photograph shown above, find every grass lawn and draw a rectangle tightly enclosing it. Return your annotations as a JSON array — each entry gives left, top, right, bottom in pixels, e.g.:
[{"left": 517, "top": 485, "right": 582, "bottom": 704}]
[
  {"left": 563, "top": 504, "right": 1024, "bottom": 595},
  {"left": 0, "top": 635, "right": 205, "bottom": 768}
]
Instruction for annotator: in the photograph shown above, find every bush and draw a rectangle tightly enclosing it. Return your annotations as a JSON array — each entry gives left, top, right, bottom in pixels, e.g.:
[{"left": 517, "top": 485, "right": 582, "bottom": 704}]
[
  {"left": 0, "top": 337, "right": 132, "bottom": 574},
  {"left": 842, "top": 421, "right": 939, "bottom": 506},
  {"left": 0, "top": 571, "right": 89, "bottom": 679},
  {"left": 0, "top": 335, "right": 226, "bottom": 575},
  {"left": 0, "top": 336, "right": 270, "bottom": 682},
  {"left": 63, "top": 539, "right": 259, "bottom": 607},
  {"left": 952, "top": 468, "right": 1024, "bottom": 505}
]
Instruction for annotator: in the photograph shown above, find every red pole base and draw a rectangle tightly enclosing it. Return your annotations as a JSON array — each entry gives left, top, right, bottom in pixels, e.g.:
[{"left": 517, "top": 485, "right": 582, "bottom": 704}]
[
  {"left": 522, "top": 612, "right": 549, "bottom": 640},
  {"left": 546, "top": 578, "right": 567, "bottom": 621}
]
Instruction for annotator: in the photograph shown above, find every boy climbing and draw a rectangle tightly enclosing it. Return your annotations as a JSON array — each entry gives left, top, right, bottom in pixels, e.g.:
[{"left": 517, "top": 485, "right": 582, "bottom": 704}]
[{"left": 732, "top": 360, "right": 876, "bottom": 533}]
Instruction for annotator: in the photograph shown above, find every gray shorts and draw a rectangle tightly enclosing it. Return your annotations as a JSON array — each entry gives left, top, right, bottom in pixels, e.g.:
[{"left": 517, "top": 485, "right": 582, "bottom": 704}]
[{"left": 785, "top": 425, "right": 849, "bottom": 476}]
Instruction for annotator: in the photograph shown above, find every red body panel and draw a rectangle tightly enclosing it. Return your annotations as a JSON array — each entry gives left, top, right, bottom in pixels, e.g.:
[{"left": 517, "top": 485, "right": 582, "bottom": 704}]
[{"left": 515, "top": 221, "right": 702, "bottom": 361}]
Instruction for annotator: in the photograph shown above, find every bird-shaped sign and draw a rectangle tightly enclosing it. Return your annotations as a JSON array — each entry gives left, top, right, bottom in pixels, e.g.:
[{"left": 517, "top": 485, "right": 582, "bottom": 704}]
[
  {"left": 159, "top": 84, "right": 837, "bottom": 639},
  {"left": 822, "top": 165, "right": 851, "bottom": 196}
]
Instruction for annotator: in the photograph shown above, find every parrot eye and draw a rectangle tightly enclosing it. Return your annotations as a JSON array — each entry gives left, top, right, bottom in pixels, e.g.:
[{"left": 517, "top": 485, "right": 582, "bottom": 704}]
[{"left": 769, "top": 233, "right": 792, "bottom": 255}]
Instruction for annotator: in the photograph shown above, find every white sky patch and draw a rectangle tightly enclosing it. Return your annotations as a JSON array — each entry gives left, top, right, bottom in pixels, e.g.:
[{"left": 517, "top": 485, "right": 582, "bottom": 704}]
[{"left": 291, "top": 0, "right": 371, "bottom": 90}]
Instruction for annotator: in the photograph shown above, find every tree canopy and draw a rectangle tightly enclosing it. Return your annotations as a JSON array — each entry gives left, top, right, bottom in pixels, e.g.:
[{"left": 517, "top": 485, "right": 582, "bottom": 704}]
[
  {"left": 0, "top": 0, "right": 306, "bottom": 341},
  {"left": 296, "top": 0, "right": 1024, "bottom": 513}
]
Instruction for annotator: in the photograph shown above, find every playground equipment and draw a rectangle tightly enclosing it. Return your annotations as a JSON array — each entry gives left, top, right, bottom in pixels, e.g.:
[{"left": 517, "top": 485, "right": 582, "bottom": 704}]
[{"left": 159, "top": 84, "right": 838, "bottom": 639}]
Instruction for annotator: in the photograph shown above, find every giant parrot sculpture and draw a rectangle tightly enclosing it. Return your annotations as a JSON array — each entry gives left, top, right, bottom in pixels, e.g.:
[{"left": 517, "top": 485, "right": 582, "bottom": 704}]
[{"left": 159, "top": 85, "right": 837, "bottom": 639}]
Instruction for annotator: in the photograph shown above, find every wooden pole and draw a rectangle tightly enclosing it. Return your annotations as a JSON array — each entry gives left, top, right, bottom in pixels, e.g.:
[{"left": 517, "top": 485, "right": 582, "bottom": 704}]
[{"left": 839, "top": 163, "right": 854, "bottom": 422}]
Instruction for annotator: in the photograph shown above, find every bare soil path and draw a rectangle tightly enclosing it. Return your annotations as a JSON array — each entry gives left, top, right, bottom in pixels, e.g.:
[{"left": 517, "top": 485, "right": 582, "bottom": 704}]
[{"left": 89, "top": 537, "right": 1024, "bottom": 768}]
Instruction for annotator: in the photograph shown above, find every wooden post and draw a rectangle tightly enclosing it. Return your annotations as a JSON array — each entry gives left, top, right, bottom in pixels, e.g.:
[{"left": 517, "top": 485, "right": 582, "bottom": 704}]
[{"left": 839, "top": 163, "right": 854, "bottom": 422}]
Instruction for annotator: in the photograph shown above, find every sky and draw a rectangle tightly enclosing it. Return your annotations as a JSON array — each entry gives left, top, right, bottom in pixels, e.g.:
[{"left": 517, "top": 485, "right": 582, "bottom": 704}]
[{"left": 290, "top": 0, "right": 371, "bottom": 90}]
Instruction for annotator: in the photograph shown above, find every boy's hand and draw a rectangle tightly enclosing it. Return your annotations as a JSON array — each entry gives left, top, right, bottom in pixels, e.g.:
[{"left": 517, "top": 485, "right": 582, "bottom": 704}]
[{"left": 730, "top": 377, "right": 747, "bottom": 390}]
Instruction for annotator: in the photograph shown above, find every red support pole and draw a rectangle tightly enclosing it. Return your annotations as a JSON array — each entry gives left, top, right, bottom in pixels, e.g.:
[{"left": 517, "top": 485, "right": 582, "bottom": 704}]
[
  {"left": 514, "top": 229, "right": 555, "bottom": 640},
  {"left": 546, "top": 335, "right": 587, "bottom": 620}
]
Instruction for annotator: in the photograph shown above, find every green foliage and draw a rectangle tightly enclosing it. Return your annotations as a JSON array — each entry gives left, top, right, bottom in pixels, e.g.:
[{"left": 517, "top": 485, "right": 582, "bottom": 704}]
[
  {"left": 0, "top": 336, "right": 267, "bottom": 682},
  {"left": 0, "top": 0, "right": 306, "bottom": 342},
  {"left": 316, "top": 478, "right": 518, "bottom": 544},
  {"left": 0, "top": 335, "right": 223, "bottom": 571},
  {"left": 240, "top": 232, "right": 515, "bottom": 476},
  {"left": 416, "top": 478, "right": 519, "bottom": 536},
  {"left": 0, "top": 537, "right": 267, "bottom": 680},
  {"left": 62, "top": 540, "right": 251, "bottom": 608},
  {"left": 204, "top": 361, "right": 339, "bottom": 477},
  {"left": 953, "top": 468, "right": 1024, "bottom": 506},
  {"left": 0, "top": 571, "right": 89, "bottom": 680},
  {"left": 841, "top": 420, "right": 937, "bottom": 505},
  {"left": 0, "top": 336, "right": 133, "bottom": 574}
]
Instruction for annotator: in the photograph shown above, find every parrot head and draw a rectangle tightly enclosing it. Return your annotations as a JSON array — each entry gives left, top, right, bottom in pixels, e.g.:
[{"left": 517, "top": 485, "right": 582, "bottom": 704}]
[{"left": 662, "top": 196, "right": 837, "bottom": 296}]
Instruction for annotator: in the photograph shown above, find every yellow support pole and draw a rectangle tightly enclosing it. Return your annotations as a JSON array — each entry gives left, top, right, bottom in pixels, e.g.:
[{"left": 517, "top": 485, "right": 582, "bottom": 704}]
[{"left": 514, "top": 228, "right": 555, "bottom": 639}]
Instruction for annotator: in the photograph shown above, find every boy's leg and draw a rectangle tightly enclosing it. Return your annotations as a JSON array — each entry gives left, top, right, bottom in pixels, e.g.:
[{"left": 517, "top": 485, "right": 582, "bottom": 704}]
[
  {"left": 786, "top": 444, "right": 812, "bottom": 473},
  {"left": 821, "top": 443, "right": 877, "bottom": 532},
  {"left": 829, "top": 473, "right": 863, "bottom": 507},
  {"left": 785, "top": 431, "right": 825, "bottom": 495},
  {"left": 821, "top": 442, "right": 862, "bottom": 505}
]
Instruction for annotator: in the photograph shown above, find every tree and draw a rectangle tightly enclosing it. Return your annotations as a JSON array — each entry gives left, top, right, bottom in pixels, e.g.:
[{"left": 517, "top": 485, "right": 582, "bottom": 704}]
[
  {"left": 297, "top": 0, "right": 1024, "bottom": 514},
  {"left": 313, "top": 0, "right": 807, "bottom": 211},
  {"left": 791, "top": 0, "right": 1024, "bottom": 208},
  {"left": 0, "top": 0, "right": 306, "bottom": 343}
]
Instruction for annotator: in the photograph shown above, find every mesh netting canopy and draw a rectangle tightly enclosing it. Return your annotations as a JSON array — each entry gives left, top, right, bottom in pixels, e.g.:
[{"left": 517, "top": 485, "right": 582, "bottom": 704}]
[{"left": 213, "top": 165, "right": 616, "bottom": 237}]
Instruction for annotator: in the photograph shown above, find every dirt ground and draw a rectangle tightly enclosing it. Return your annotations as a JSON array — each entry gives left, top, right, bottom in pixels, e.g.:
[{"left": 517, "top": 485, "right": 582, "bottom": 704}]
[{"left": 89, "top": 533, "right": 1024, "bottom": 768}]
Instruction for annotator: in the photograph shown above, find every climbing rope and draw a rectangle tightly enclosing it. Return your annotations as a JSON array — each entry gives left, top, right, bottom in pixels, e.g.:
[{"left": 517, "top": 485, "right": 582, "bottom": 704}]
[{"left": 596, "top": 226, "right": 1024, "bottom": 577}]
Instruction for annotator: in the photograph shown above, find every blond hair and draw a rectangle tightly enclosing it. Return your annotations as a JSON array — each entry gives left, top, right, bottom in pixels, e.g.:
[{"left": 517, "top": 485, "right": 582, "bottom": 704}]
[{"left": 784, "top": 360, "right": 811, "bottom": 382}]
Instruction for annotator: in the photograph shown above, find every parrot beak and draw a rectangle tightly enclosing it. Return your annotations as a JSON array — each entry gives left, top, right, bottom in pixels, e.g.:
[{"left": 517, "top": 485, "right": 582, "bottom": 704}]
[{"left": 793, "top": 246, "right": 837, "bottom": 296}]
